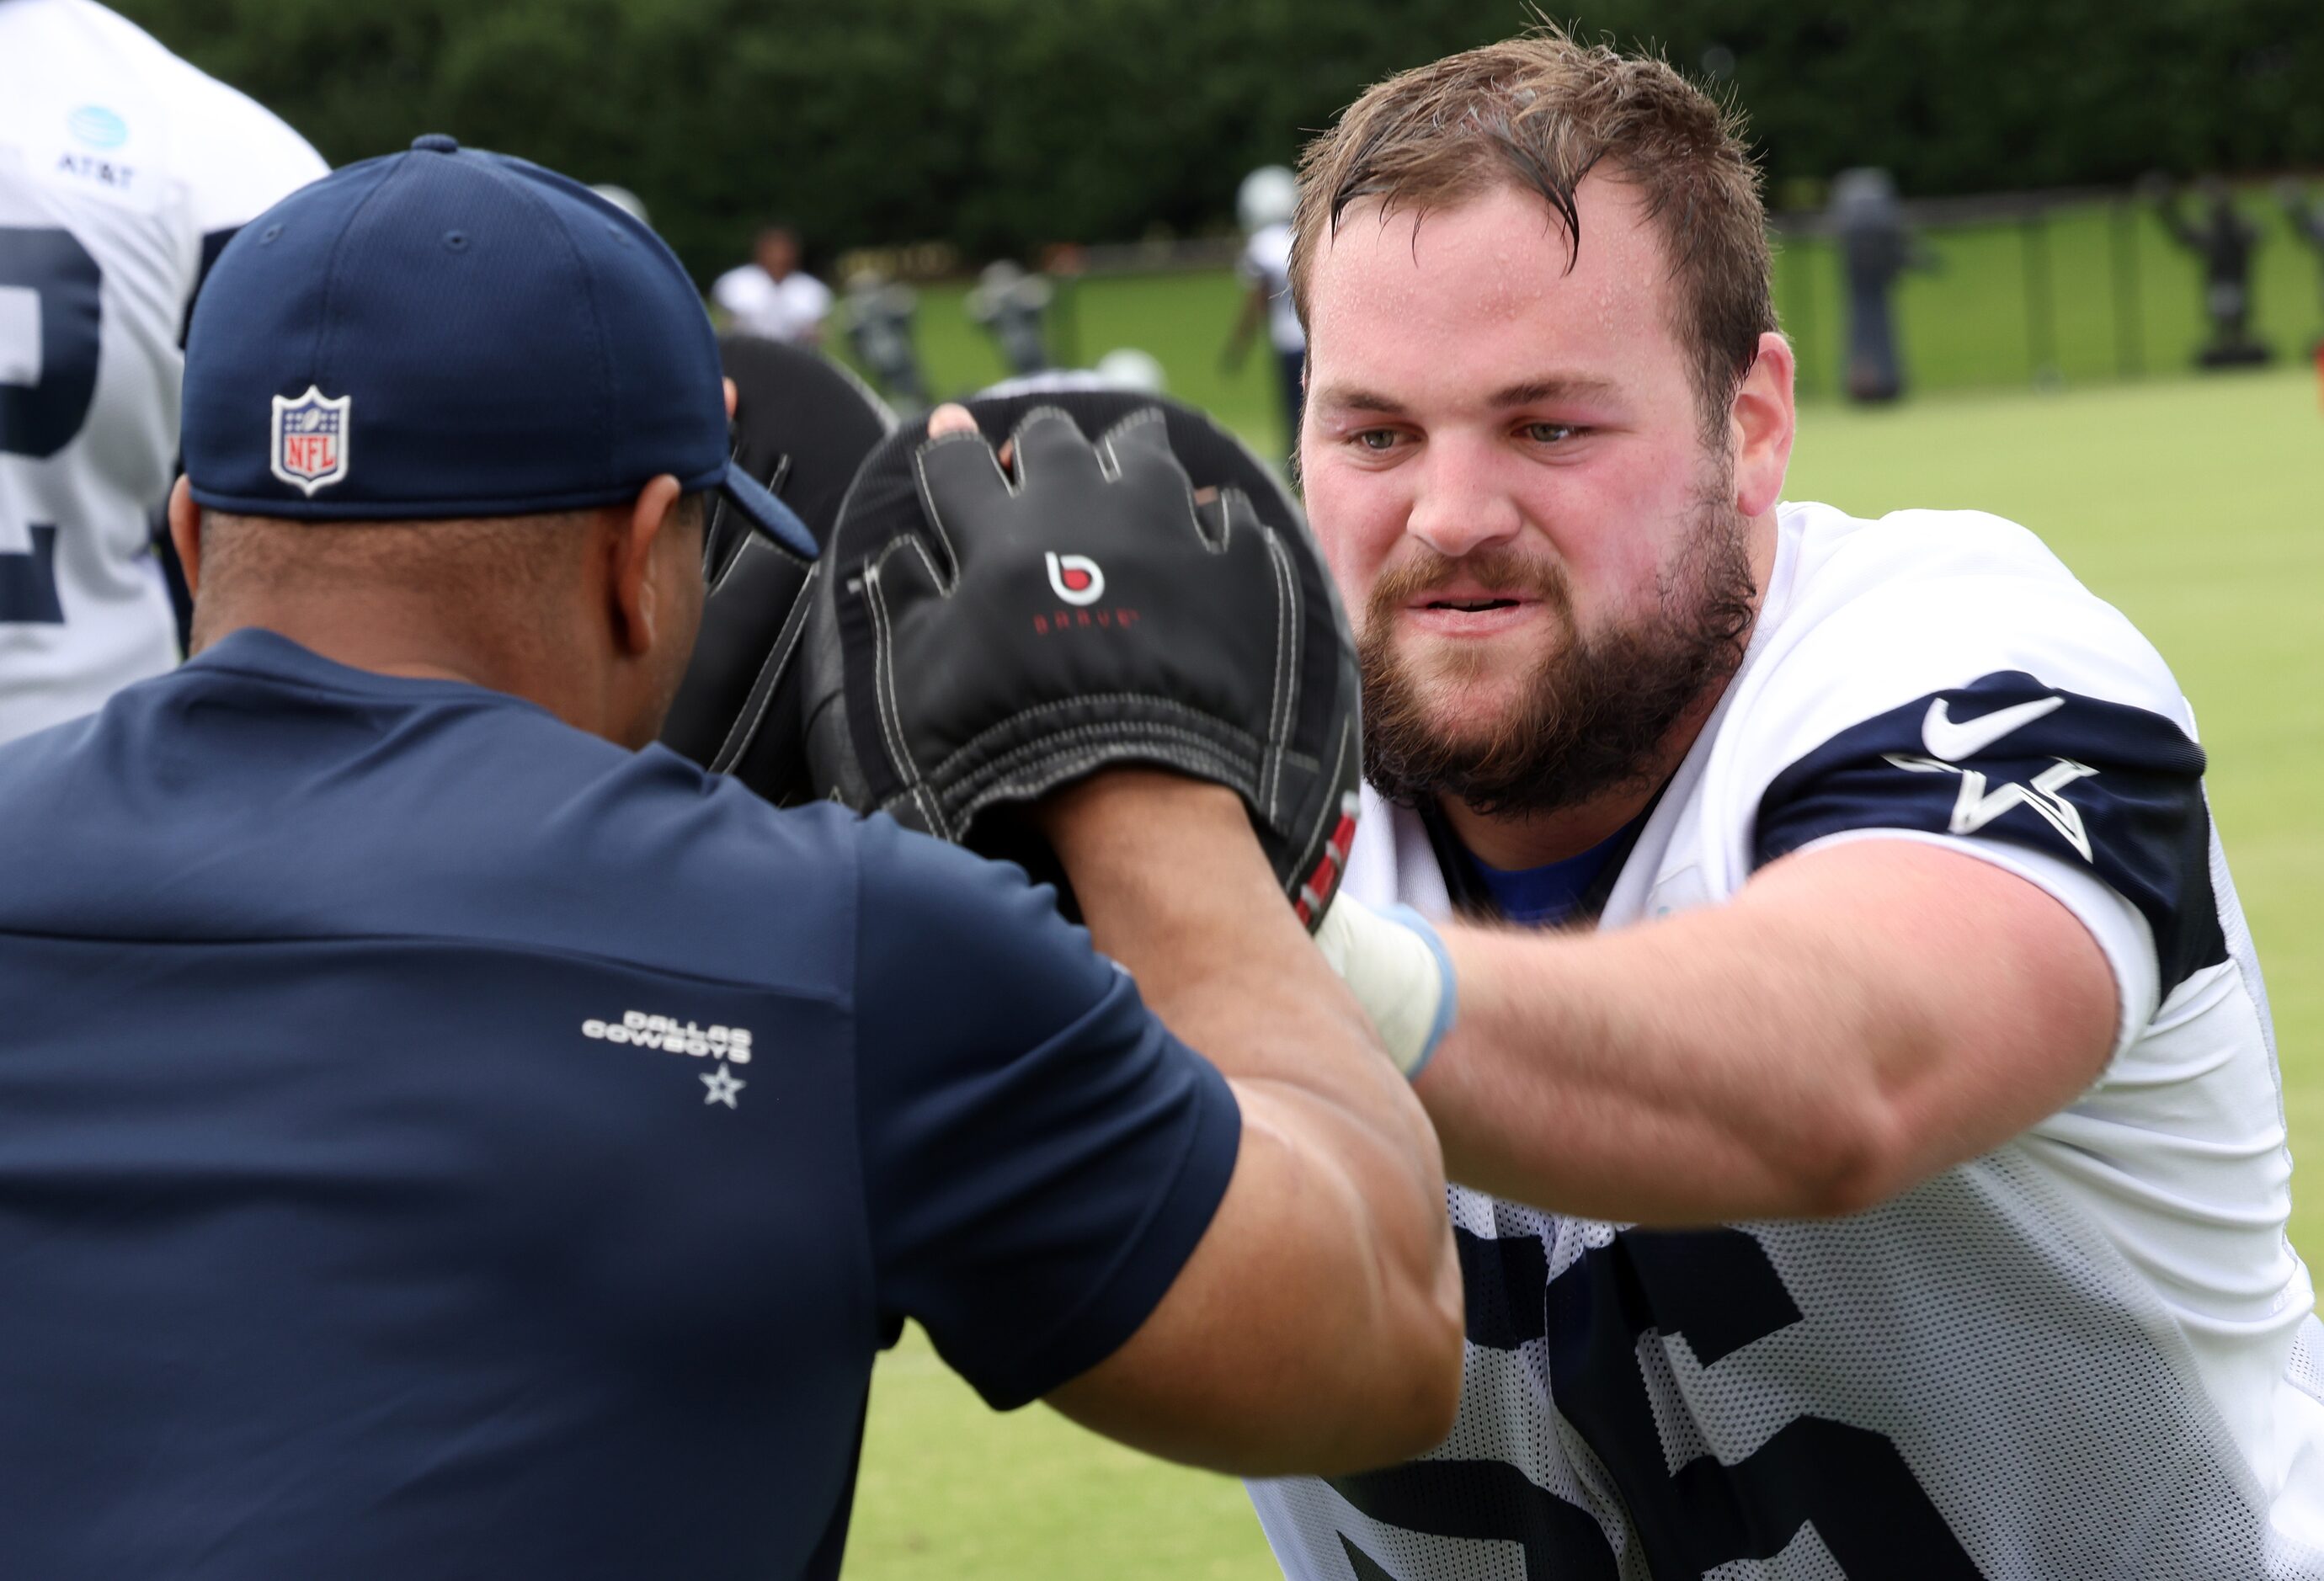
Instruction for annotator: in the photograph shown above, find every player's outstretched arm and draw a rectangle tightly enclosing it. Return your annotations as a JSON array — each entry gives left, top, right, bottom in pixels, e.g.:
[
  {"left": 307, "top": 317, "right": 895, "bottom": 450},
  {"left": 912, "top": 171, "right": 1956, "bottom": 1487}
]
[
  {"left": 1037, "top": 770, "right": 1464, "bottom": 1477},
  {"left": 1415, "top": 838, "right": 2118, "bottom": 1224}
]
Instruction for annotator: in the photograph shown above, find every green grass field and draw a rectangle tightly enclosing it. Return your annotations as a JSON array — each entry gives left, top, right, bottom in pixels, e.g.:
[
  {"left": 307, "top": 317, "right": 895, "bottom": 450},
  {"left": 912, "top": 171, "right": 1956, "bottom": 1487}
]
[{"left": 838, "top": 363, "right": 2324, "bottom": 1581}]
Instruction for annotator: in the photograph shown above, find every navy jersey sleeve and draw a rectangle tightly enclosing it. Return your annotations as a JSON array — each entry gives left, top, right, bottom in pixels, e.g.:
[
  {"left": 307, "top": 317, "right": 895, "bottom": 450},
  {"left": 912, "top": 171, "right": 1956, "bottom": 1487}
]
[
  {"left": 850, "top": 816, "right": 1241, "bottom": 1410},
  {"left": 1752, "top": 669, "right": 2225, "bottom": 999}
]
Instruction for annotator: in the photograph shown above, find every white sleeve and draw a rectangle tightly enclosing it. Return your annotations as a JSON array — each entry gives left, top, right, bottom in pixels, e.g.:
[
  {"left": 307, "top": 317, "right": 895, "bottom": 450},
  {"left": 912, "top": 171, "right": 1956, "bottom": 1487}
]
[
  {"left": 1236, "top": 235, "right": 1264, "bottom": 285},
  {"left": 709, "top": 266, "right": 755, "bottom": 316},
  {"left": 168, "top": 70, "right": 328, "bottom": 237},
  {"left": 1249, "top": 225, "right": 1295, "bottom": 291},
  {"left": 1736, "top": 525, "right": 2218, "bottom": 1060}
]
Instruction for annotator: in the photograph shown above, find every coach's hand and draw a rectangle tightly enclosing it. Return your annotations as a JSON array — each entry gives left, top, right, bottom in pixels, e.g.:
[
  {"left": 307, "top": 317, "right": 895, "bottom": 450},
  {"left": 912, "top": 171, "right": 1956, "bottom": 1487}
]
[{"left": 802, "top": 392, "right": 1362, "bottom": 929}]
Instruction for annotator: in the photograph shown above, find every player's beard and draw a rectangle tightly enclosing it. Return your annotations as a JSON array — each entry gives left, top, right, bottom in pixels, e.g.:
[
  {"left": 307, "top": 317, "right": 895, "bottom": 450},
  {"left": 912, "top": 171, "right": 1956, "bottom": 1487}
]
[{"left": 1358, "top": 488, "right": 1759, "bottom": 817}]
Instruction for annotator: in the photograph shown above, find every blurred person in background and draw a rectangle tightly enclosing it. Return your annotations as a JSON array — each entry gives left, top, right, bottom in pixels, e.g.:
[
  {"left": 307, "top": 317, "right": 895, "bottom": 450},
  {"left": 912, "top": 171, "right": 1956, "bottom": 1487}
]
[
  {"left": 1223, "top": 164, "right": 1305, "bottom": 466},
  {"left": 1828, "top": 167, "right": 1926, "bottom": 404},
  {"left": 979, "top": 345, "right": 1167, "bottom": 400},
  {"left": 967, "top": 258, "right": 1053, "bottom": 375},
  {"left": 712, "top": 221, "right": 832, "bottom": 346},
  {"left": 842, "top": 266, "right": 930, "bottom": 414},
  {"left": 2152, "top": 174, "right": 2271, "bottom": 368},
  {"left": 0, "top": 0, "right": 325, "bottom": 745}
]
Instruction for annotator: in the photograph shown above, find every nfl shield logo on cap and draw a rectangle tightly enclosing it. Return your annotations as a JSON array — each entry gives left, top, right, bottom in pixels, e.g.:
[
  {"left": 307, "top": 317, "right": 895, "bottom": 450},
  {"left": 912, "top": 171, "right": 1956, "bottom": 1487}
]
[{"left": 269, "top": 386, "right": 351, "bottom": 496}]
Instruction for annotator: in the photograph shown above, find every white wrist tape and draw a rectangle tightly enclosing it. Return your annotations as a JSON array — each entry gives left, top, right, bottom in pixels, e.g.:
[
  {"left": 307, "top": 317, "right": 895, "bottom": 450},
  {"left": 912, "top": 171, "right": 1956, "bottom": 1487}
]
[{"left": 1312, "top": 893, "right": 1457, "bottom": 1079}]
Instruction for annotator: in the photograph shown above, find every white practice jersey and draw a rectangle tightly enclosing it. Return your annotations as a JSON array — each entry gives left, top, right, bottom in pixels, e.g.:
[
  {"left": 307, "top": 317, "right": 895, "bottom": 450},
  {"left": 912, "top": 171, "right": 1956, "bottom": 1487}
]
[
  {"left": 712, "top": 264, "right": 834, "bottom": 345},
  {"left": 1239, "top": 221, "right": 1305, "bottom": 354},
  {"left": 1253, "top": 501, "right": 2324, "bottom": 1578},
  {"left": 0, "top": 0, "right": 324, "bottom": 744}
]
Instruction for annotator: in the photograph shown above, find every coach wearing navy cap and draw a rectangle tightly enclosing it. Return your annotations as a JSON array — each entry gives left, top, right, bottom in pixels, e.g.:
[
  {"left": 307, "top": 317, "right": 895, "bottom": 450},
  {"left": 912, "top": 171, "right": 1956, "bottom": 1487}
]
[
  {"left": 179, "top": 131, "right": 814, "bottom": 556},
  {"left": 0, "top": 137, "right": 1459, "bottom": 1578}
]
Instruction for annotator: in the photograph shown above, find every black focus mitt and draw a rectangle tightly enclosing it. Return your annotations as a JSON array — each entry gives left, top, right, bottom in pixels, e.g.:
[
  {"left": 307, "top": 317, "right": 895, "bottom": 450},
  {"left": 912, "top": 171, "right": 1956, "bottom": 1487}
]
[
  {"left": 799, "top": 391, "right": 1362, "bottom": 928},
  {"left": 657, "top": 336, "right": 895, "bottom": 804}
]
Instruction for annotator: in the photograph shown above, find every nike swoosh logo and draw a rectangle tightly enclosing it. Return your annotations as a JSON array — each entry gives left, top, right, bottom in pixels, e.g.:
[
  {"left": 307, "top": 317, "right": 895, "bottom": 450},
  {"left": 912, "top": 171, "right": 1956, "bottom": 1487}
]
[{"left": 1921, "top": 694, "right": 2065, "bottom": 761}]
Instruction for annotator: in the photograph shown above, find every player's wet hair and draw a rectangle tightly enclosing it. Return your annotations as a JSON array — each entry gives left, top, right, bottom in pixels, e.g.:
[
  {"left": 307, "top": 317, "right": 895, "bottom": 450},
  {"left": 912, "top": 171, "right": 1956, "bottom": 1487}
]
[{"left": 1290, "top": 23, "right": 1775, "bottom": 443}]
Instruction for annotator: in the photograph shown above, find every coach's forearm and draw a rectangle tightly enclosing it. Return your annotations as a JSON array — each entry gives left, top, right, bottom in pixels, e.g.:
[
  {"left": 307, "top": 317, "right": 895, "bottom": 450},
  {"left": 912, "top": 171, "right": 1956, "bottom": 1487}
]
[
  {"left": 1415, "top": 841, "right": 2117, "bottom": 1224},
  {"left": 1039, "top": 772, "right": 1463, "bottom": 1467},
  {"left": 1043, "top": 771, "right": 1453, "bottom": 1270}
]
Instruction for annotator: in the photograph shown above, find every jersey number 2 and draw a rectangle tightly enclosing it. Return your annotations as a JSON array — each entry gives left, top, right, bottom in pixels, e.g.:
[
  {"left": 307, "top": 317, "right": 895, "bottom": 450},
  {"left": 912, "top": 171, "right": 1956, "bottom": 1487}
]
[
  {"left": 0, "top": 226, "right": 104, "bottom": 623},
  {"left": 1330, "top": 1227, "right": 1980, "bottom": 1578}
]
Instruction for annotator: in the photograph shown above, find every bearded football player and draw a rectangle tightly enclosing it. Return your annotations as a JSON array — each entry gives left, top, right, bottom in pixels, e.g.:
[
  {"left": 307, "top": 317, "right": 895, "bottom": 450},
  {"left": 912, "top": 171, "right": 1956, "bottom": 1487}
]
[{"left": 1238, "top": 29, "right": 2323, "bottom": 1581}]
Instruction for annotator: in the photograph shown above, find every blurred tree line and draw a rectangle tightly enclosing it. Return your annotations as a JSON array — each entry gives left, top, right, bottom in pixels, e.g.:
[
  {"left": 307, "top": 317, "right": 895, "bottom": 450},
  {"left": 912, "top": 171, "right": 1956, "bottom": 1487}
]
[{"left": 115, "top": 0, "right": 2324, "bottom": 284}]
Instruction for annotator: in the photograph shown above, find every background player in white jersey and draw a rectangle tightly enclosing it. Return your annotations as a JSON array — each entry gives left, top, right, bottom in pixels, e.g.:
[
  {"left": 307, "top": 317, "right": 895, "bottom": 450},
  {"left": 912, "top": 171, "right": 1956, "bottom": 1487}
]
[
  {"left": 1230, "top": 28, "right": 2324, "bottom": 1580},
  {"left": 712, "top": 221, "right": 833, "bottom": 347},
  {"left": 0, "top": 0, "right": 325, "bottom": 745},
  {"left": 1224, "top": 164, "right": 1306, "bottom": 466}
]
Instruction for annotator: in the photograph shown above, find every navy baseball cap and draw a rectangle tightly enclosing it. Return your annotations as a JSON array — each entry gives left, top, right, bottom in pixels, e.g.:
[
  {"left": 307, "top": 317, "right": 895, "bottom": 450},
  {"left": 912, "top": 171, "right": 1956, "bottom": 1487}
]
[{"left": 184, "top": 134, "right": 815, "bottom": 558}]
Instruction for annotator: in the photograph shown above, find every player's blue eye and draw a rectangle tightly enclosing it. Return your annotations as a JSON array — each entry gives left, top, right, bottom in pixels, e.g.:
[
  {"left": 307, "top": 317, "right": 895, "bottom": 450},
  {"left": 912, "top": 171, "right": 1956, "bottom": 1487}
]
[
  {"left": 1354, "top": 429, "right": 1399, "bottom": 452},
  {"left": 1522, "top": 423, "right": 1580, "bottom": 444}
]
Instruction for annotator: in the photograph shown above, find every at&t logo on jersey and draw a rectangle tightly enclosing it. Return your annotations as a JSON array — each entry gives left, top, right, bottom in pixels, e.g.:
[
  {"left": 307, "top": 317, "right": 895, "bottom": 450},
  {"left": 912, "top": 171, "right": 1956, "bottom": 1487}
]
[
  {"left": 270, "top": 386, "right": 351, "bottom": 495},
  {"left": 66, "top": 106, "right": 128, "bottom": 149}
]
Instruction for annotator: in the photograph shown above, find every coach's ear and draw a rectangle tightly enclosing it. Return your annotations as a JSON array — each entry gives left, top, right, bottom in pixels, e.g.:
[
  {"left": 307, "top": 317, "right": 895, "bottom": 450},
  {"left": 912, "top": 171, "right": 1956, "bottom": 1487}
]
[
  {"left": 605, "top": 473, "right": 693, "bottom": 661},
  {"left": 603, "top": 473, "right": 707, "bottom": 751},
  {"left": 1730, "top": 330, "right": 1797, "bottom": 520},
  {"left": 168, "top": 476, "right": 204, "bottom": 599}
]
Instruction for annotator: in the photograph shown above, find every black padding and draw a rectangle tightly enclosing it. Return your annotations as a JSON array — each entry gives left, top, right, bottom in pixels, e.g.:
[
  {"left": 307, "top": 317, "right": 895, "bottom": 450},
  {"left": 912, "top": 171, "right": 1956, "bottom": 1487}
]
[
  {"left": 800, "top": 391, "right": 1362, "bottom": 929},
  {"left": 658, "top": 338, "right": 894, "bottom": 803}
]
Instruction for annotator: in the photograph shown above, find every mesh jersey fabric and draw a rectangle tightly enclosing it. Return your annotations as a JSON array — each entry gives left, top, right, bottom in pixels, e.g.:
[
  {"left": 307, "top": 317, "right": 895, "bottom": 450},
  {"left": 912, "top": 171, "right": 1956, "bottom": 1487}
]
[
  {"left": 1250, "top": 500, "right": 2322, "bottom": 1579},
  {"left": 0, "top": 0, "right": 327, "bottom": 743},
  {"left": 0, "top": 630, "right": 1239, "bottom": 1578}
]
